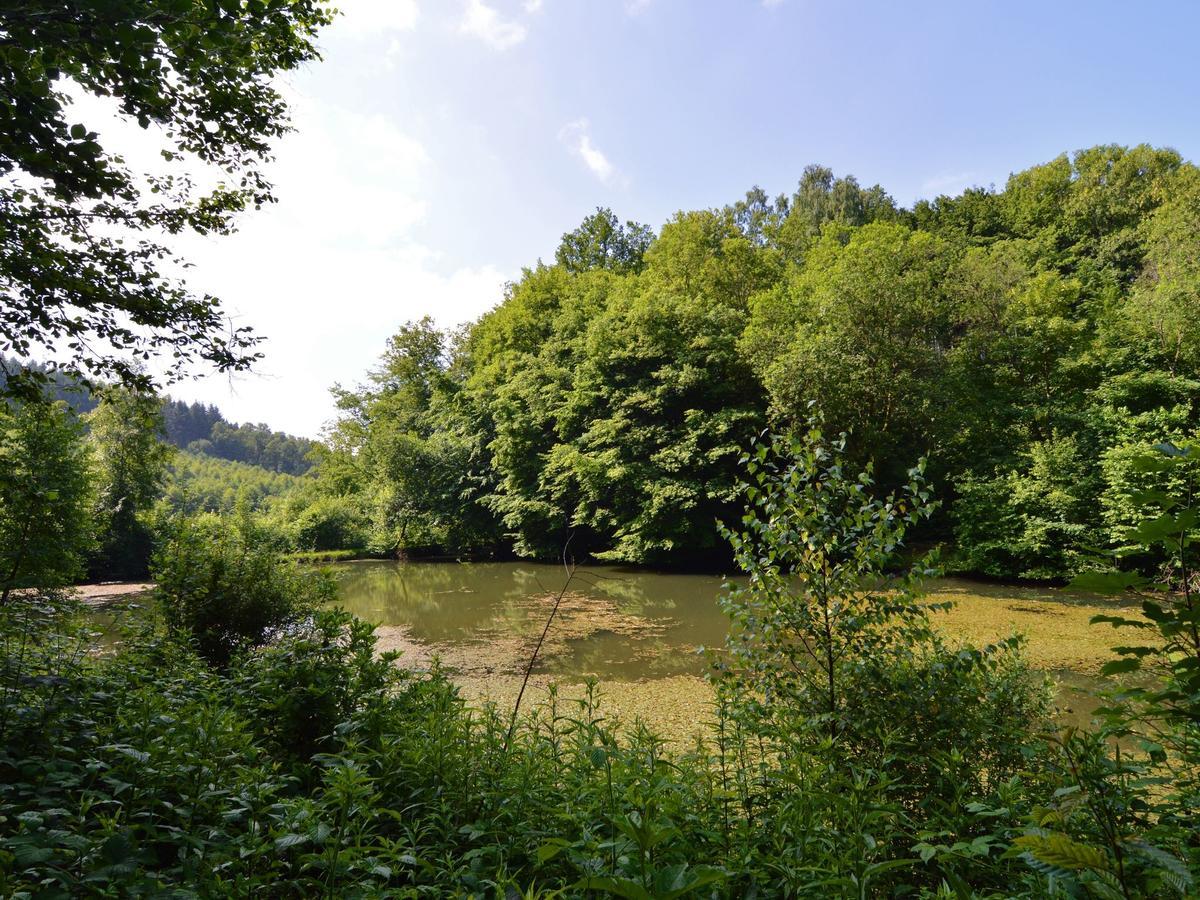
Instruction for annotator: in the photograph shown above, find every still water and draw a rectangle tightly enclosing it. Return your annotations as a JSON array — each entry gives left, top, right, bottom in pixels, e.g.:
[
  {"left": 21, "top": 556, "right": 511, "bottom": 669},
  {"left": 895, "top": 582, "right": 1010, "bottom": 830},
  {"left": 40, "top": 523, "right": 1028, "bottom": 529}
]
[
  {"left": 331, "top": 560, "right": 1114, "bottom": 703},
  {"left": 332, "top": 560, "right": 731, "bottom": 679}
]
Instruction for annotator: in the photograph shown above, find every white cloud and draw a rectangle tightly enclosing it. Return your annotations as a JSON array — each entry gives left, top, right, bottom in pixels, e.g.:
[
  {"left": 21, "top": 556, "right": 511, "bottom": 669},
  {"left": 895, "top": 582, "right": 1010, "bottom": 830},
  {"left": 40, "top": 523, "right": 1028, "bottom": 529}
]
[
  {"left": 920, "top": 171, "right": 977, "bottom": 195},
  {"left": 163, "top": 90, "right": 513, "bottom": 436},
  {"left": 558, "top": 119, "right": 618, "bottom": 184},
  {"left": 624, "top": 0, "right": 651, "bottom": 14},
  {"left": 762, "top": 0, "right": 785, "bottom": 7},
  {"left": 332, "top": 0, "right": 420, "bottom": 36},
  {"left": 459, "top": 0, "right": 527, "bottom": 50},
  {"left": 523, "top": 0, "right": 543, "bottom": 11}
]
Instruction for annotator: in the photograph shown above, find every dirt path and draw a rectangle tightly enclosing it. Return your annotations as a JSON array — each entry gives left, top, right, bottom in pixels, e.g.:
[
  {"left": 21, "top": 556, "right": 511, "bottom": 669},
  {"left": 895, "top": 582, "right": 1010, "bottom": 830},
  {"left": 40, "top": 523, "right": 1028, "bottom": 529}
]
[{"left": 74, "top": 582, "right": 154, "bottom": 605}]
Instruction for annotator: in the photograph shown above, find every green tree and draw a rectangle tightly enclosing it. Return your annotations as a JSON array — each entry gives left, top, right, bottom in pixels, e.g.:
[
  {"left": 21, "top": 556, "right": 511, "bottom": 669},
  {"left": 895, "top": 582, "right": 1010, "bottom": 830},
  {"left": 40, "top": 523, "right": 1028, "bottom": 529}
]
[
  {"left": 0, "top": 0, "right": 334, "bottom": 398},
  {"left": 555, "top": 207, "right": 653, "bottom": 275},
  {"left": 87, "top": 389, "right": 174, "bottom": 578},
  {"left": 0, "top": 401, "right": 94, "bottom": 600},
  {"left": 719, "top": 425, "right": 937, "bottom": 733},
  {"left": 1123, "top": 166, "right": 1200, "bottom": 375},
  {"left": 325, "top": 318, "right": 492, "bottom": 553},
  {"left": 743, "top": 222, "right": 955, "bottom": 481}
]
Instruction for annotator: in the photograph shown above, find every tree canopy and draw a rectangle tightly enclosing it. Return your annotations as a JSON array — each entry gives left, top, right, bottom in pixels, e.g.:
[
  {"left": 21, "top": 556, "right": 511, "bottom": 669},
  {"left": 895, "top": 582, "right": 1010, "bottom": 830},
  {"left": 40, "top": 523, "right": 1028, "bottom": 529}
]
[
  {"left": 0, "top": 0, "right": 333, "bottom": 397},
  {"left": 308, "top": 144, "right": 1200, "bottom": 579}
]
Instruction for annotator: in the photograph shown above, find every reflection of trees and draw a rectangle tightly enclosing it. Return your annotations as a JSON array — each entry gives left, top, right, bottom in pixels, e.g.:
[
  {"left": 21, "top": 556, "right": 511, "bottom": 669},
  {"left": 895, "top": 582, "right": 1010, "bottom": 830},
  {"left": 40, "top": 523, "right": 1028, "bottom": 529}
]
[{"left": 332, "top": 560, "right": 734, "bottom": 664}]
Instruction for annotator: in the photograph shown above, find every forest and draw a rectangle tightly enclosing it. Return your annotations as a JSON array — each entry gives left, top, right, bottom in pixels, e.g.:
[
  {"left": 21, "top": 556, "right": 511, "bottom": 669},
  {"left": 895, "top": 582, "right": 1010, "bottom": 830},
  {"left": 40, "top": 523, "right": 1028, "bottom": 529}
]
[
  {"left": 297, "top": 146, "right": 1200, "bottom": 580},
  {"left": 1, "top": 0, "right": 1198, "bottom": 896}
]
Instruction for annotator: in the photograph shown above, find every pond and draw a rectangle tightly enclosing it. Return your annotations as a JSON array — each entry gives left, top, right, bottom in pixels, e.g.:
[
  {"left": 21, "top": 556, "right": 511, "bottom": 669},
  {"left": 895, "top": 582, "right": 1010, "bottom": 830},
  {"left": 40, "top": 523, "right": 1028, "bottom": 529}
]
[{"left": 332, "top": 560, "right": 1131, "bottom": 737}]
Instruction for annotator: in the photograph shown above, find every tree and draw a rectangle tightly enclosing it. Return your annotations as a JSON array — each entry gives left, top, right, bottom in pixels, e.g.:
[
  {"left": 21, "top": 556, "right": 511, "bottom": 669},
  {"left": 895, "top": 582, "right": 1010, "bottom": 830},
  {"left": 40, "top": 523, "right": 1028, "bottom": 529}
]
[
  {"left": 322, "top": 318, "right": 493, "bottom": 553},
  {"left": 719, "top": 425, "right": 937, "bottom": 733},
  {"left": 1123, "top": 166, "right": 1200, "bottom": 375},
  {"left": 555, "top": 208, "right": 653, "bottom": 275},
  {"left": 743, "top": 222, "right": 955, "bottom": 483},
  {"left": 0, "top": 401, "right": 94, "bottom": 601},
  {"left": 0, "top": 0, "right": 334, "bottom": 398},
  {"left": 87, "top": 388, "right": 174, "bottom": 578},
  {"left": 717, "top": 426, "right": 1046, "bottom": 822}
]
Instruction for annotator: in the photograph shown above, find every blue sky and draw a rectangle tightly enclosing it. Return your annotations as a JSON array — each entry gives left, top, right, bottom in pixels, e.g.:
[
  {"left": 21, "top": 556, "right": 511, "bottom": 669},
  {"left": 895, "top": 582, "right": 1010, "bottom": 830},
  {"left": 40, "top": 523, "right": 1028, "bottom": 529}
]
[{"left": 144, "top": 0, "right": 1200, "bottom": 436}]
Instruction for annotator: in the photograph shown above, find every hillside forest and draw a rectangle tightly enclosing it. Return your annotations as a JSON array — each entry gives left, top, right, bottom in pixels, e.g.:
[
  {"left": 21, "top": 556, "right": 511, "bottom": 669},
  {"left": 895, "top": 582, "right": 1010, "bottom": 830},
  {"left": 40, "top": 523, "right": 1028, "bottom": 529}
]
[{"left": 9, "top": 144, "right": 1198, "bottom": 582}]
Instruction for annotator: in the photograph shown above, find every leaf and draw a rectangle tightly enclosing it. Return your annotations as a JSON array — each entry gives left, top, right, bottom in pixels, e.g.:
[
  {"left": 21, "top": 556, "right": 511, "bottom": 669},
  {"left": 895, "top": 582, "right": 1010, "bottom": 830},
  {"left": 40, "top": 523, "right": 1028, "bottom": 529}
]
[
  {"left": 1124, "top": 841, "right": 1193, "bottom": 889},
  {"left": 274, "top": 833, "right": 309, "bottom": 850},
  {"left": 535, "top": 839, "right": 569, "bottom": 864},
  {"left": 1014, "top": 833, "right": 1110, "bottom": 872},
  {"left": 573, "top": 875, "right": 654, "bottom": 900}
]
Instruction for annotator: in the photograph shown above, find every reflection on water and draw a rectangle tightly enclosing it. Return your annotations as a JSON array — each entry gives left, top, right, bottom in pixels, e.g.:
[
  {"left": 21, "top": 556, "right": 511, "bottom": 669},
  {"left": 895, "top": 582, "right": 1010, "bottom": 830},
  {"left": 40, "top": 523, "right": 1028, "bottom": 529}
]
[
  {"left": 332, "top": 560, "right": 731, "bottom": 678},
  {"left": 332, "top": 562, "right": 1118, "bottom": 701}
]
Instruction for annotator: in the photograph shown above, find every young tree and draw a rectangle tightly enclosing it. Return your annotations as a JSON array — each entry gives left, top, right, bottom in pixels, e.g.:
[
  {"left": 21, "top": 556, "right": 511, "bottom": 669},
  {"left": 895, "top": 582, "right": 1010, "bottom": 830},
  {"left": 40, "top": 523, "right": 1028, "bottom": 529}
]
[
  {"left": 87, "top": 389, "right": 174, "bottom": 578},
  {"left": 0, "top": 0, "right": 334, "bottom": 398},
  {"left": 718, "top": 423, "right": 938, "bottom": 735},
  {"left": 0, "top": 401, "right": 94, "bottom": 601}
]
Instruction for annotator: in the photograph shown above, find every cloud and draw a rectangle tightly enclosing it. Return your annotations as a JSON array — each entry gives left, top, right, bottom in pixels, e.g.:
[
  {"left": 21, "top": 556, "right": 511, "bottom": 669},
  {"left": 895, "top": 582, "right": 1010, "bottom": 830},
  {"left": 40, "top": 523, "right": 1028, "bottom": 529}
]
[
  {"left": 920, "top": 171, "right": 978, "bottom": 195},
  {"left": 558, "top": 119, "right": 618, "bottom": 184},
  {"left": 164, "top": 90, "right": 514, "bottom": 436},
  {"left": 61, "top": 81, "right": 508, "bottom": 437},
  {"left": 522, "top": 0, "right": 543, "bottom": 11},
  {"left": 332, "top": 0, "right": 420, "bottom": 36},
  {"left": 624, "top": 0, "right": 651, "bottom": 14},
  {"left": 459, "top": 0, "right": 527, "bottom": 50},
  {"left": 762, "top": 0, "right": 784, "bottom": 7}
]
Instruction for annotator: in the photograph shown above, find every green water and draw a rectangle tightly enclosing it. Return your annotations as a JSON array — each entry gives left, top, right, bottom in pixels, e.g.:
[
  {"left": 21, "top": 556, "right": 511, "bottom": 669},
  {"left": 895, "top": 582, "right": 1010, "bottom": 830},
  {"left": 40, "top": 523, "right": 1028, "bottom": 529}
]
[
  {"left": 332, "top": 560, "right": 732, "bottom": 678},
  {"left": 331, "top": 561, "right": 1109, "bottom": 692}
]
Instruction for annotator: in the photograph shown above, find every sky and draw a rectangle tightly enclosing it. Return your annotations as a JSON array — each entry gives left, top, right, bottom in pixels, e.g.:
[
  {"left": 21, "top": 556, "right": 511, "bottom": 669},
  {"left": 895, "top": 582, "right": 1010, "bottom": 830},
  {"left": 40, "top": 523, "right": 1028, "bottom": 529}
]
[{"left": 94, "top": 0, "right": 1200, "bottom": 438}]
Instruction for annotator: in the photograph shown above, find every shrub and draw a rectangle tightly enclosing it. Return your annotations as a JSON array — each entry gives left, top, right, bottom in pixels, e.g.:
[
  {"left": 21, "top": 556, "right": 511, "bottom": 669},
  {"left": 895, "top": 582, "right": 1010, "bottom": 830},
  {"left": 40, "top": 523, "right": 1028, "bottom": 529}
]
[
  {"left": 152, "top": 514, "right": 335, "bottom": 667},
  {"left": 717, "top": 424, "right": 1053, "bottom": 891}
]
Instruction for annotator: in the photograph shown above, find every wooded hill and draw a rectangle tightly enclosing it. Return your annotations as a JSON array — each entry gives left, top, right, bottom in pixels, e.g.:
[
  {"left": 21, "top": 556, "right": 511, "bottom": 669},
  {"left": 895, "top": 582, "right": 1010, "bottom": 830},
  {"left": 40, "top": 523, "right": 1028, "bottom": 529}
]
[{"left": 307, "top": 146, "right": 1200, "bottom": 579}]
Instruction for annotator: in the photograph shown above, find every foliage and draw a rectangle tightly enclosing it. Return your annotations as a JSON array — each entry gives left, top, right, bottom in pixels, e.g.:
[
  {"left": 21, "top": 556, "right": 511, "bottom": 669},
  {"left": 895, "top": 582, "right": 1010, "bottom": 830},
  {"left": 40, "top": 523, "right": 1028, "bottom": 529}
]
[
  {"left": 3, "top": 435, "right": 1200, "bottom": 896},
  {"left": 556, "top": 207, "right": 654, "bottom": 275},
  {"left": 718, "top": 424, "right": 940, "bottom": 730},
  {"left": 716, "top": 427, "right": 1053, "bottom": 896},
  {"left": 311, "top": 145, "right": 1200, "bottom": 578},
  {"left": 954, "top": 435, "right": 1099, "bottom": 579},
  {"left": 86, "top": 388, "right": 174, "bottom": 579},
  {"left": 164, "top": 397, "right": 317, "bottom": 474},
  {"left": 163, "top": 450, "right": 300, "bottom": 515},
  {"left": 0, "top": 401, "right": 94, "bottom": 601},
  {"left": 0, "top": 0, "right": 333, "bottom": 397},
  {"left": 152, "top": 513, "right": 335, "bottom": 668},
  {"left": 285, "top": 494, "right": 371, "bottom": 552}
]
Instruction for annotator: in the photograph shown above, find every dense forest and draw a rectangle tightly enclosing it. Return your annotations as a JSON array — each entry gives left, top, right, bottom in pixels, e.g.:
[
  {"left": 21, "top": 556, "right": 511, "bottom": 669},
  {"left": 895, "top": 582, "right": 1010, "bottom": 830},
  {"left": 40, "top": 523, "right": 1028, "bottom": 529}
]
[
  {"left": 295, "top": 146, "right": 1200, "bottom": 580},
  {"left": 161, "top": 398, "right": 317, "bottom": 475}
]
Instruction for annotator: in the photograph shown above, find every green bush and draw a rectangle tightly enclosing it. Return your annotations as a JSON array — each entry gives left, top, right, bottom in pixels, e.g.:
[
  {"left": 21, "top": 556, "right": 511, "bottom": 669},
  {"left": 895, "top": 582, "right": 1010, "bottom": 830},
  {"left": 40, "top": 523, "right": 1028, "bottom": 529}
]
[
  {"left": 152, "top": 515, "right": 336, "bottom": 668},
  {"left": 231, "top": 608, "right": 399, "bottom": 769},
  {"left": 289, "top": 494, "right": 370, "bottom": 552}
]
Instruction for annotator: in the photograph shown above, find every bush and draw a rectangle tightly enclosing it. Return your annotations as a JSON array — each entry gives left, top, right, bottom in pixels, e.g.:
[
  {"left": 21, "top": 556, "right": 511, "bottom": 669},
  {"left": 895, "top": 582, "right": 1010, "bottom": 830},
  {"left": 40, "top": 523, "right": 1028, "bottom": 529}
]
[
  {"left": 231, "top": 608, "right": 399, "bottom": 768},
  {"left": 152, "top": 514, "right": 336, "bottom": 667}
]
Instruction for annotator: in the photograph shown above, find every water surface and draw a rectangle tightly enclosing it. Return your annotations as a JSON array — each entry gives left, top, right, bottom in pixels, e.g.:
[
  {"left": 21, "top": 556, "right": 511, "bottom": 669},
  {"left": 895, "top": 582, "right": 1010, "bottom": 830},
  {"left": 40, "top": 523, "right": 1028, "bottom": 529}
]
[{"left": 332, "top": 560, "right": 1117, "bottom": 686}]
